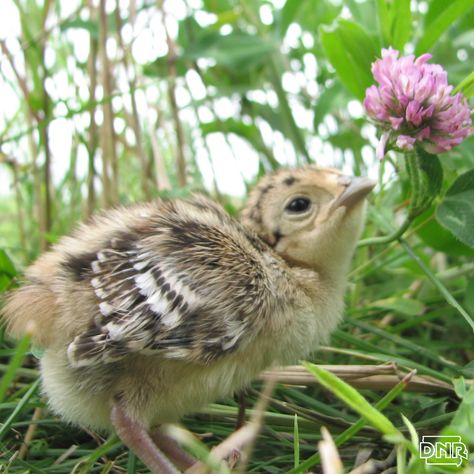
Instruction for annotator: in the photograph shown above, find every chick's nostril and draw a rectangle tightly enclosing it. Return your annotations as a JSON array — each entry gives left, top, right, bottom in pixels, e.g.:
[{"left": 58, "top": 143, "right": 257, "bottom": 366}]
[
  {"left": 331, "top": 177, "right": 376, "bottom": 211},
  {"left": 337, "top": 175, "right": 352, "bottom": 187}
]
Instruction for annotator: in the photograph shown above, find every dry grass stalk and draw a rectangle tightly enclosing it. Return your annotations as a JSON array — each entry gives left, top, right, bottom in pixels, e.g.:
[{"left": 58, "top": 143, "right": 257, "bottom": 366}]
[
  {"left": 114, "top": 2, "right": 151, "bottom": 199},
  {"left": 182, "top": 377, "right": 277, "bottom": 474},
  {"left": 38, "top": 0, "right": 54, "bottom": 239},
  {"left": 235, "top": 376, "right": 277, "bottom": 474},
  {"left": 349, "top": 448, "right": 396, "bottom": 473},
  {"left": 319, "top": 426, "right": 344, "bottom": 474},
  {"left": 99, "top": 0, "right": 118, "bottom": 206},
  {"left": 52, "top": 444, "right": 79, "bottom": 466},
  {"left": 18, "top": 407, "right": 42, "bottom": 459},
  {"left": 260, "top": 364, "right": 454, "bottom": 393},
  {"left": 86, "top": 0, "right": 99, "bottom": 217},
  {"left": 148, "top": 115, "right": 172, "bottom": 192},
  {"left": 158, "top": 0, "right": 187, "bottom": 187}
]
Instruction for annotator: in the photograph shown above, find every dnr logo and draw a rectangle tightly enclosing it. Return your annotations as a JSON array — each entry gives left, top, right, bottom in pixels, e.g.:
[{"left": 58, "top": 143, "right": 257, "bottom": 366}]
[{"left": 419, "top": 436, "right": 468, "bottom": 467}]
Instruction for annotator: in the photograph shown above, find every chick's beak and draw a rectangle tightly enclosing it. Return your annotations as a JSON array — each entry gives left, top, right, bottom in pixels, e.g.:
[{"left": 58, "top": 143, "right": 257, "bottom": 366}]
[{"left": 331, "top": 176, "right": 376, "bottom": 211}]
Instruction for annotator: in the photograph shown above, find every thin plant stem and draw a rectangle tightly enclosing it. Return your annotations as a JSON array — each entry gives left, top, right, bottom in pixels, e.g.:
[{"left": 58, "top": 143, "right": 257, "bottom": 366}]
[
  {"left": 400, "top": 239, "right": 474, "bottom": 332},
  {"left": 99, "top": 0, "right": 118, "bottom": 206},
  {"left": 115, "top": 2, "right": 151, "bottom": 199},
  {"left": 358, "top": 216, "right": 412, "bottom": 247},
  {"left": 7, "top": 157, "right": 27, "bottom": 256},
  {"left": 158, "top": 0, "right": 187, "bottom": 187},
  {"left": 359, "top": 153, "right": 422, "bottom": 247},
  {"left": 86, "top": 0, "right": 98, "bottom": 217}
]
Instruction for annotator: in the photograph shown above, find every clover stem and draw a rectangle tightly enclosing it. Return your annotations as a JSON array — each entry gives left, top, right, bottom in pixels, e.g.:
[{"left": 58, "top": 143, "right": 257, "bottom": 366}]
[
  {"left": 358, "top": 152, "right": 428, "bottom": 248},
  {"left": 358, "top": 216, "right": 413, "bottom": 247},
  {"left": 405, "top": 152, "right": 421, "bottom": 215}
]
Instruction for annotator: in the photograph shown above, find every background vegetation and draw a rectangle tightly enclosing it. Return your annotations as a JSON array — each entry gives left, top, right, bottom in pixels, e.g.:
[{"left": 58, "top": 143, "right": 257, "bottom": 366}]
[{"left": 0, "top": 0, "right": 473, "bottom": 472}]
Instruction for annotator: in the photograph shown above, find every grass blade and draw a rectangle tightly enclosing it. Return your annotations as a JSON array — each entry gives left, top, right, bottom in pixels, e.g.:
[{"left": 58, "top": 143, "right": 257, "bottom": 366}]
[
  {"left": 0, "top": 333, "right": 32, "bottom": 403},
  {"left": 303, "top": 362, "right": 400, "bottom": 436},
  {"left": 293, "top": 414, "right": 299, "bottom": 468},
  {"left": 400, "top": 240, "right": 474, "bottom": 332},
  {"left": 0, "top": 378, "right": 40, "bottom": 442}
]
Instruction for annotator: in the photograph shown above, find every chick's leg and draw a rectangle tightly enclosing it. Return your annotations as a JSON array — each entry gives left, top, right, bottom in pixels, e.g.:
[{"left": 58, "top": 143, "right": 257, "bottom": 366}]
[
  {"left": 111, "top": 404, "right": 179, "bottom": 474},
  {"left": 151, "top": 429, "right": 195, "bottom": 470}
]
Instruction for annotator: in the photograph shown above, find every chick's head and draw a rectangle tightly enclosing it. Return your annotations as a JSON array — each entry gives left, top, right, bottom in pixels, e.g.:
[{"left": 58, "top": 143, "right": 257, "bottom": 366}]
[{"left": 241, "top": 166, "right": 375, "bottom": 275}]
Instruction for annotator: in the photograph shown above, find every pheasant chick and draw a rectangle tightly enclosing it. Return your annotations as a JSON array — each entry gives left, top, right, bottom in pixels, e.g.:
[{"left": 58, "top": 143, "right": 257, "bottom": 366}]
[{"left": 3, "top": 166, "right": 374, "bottom": 473}]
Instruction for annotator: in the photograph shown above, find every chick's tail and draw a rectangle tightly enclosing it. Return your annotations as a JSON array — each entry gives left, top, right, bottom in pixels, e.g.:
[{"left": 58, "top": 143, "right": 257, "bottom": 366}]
[{"left": 2, "top": 283, "right": 58, "bottom": 348}]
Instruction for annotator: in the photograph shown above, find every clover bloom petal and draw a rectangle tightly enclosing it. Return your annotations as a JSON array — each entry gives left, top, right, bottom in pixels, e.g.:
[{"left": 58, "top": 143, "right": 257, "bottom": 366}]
[
  {"left": 364, "top": 47, "right": 473, "bottom": 158},
  {"left": 396, "top": 135, "right": 416, "bottom": 151}
]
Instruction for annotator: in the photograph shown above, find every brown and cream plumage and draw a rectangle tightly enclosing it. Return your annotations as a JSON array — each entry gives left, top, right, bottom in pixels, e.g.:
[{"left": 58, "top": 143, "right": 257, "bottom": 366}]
[{"left": 2, "top": 166, "right": 374, "bottom": 473}]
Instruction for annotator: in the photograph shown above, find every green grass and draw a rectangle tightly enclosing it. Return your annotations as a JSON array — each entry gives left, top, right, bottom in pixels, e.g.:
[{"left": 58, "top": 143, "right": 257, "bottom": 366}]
[{"left": 1, "top": 221, "right": 473, "bottom": 472}]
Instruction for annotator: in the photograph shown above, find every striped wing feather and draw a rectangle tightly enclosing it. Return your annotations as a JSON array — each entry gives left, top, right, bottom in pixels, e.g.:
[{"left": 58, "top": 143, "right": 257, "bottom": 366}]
[{"left": 67, "top": 198, "right": 267, "bottom": 368}]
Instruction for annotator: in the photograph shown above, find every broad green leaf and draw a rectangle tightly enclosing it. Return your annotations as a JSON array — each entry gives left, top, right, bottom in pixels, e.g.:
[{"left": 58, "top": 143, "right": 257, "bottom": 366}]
[
  {"left": 303, "top": 362, "right": 401, "bottom": 437},
  {"left": 465, "top": 279, "right": 474, "bottom": 316},
  {"left": 454, "top": 70, "right": 474, "bottom": 98},
  {"left": 203, "top": 0, "right": 233, "bottom": 13},
  {"left": 0, "top": 274, "right": 11, "bottom": 292},
  {"left": 390, "top": 0, "right": 412, "bottom": 49},
  {"left": 0, "top": 249, "right": 16, "bottom": 277},
  {"left": 213, "top": 10, "right": 240, "bottom": 29},
  {"left": 313, "top": 82, "right": 344, "bottom": 129},
  {"left": 437, "top": 193, "right": 474, "bottom": 247},
  {"left": 442, "top": 383, "right": 474, "bottom": 448},
  {"left": 59, "top": 19, "right": 99, "bottom": 38},
  {"left": 376, "top": 0, "right": 391, "bottom": 45},
  {"left": 444, "top": 168, "right": 474, "bottom": 195},
  {"left": 186, "top": 32, "right": 276, "bottom": 73},
  {"left": 319, "top": 20, "right": 378, "bottom": 100},
  {"left": 200, "top": 119, "right": 279, "bottom": 169},
  {"left": 416, "top": 0, "right": 474, "bottom": 54},
  {"left": 344, "top": 0, "right": 380, "bottom": 36},
  {"left": 453, "top": 377, "right": 467, "bottom": 398},
  {"left": 281, "top": 0, "right": 341, "bottom": 35},
  {"left": 143, "top": 56, "right": 189, "bottom": 78},
  {"left": 416, "top": 149, "right": 443, "bottom": 201},
  {"left": 200, "top": 119, "right": 260, "bottom": 144},
  {"left": 177, "top": 16, "right": 212, "bottom": 50},
  {"left": 163, "top": 17, "right": 272, "bottom": 77},
  {"left": 204, "top": 64, "right": 264, "bottom": 92},
  {"left": 415, "top": 208, "right": 474, "bottom": 257},
  {"left": 327, "top": 128, "right": 366, "bottom": 151},
  {"left": 337, "top": 20, "right": 379, "bottom": 82},
  {"left": 462, "top": 362, "right": 474, "bottom": 378},
  {"left": 436, "top": 169, "right": 474, "bottom": 248},
  {"left": 241, "top": 101, "right": 291, "bottom": 141},
  {"left": 408, "top": 148, "right": 443, "bottom": 217},
  {"left": 277, "top": 0, "right": 304, "bottom": 38},
  {"left": 375, "top": 0, "right": 411, "bottom": 48}
]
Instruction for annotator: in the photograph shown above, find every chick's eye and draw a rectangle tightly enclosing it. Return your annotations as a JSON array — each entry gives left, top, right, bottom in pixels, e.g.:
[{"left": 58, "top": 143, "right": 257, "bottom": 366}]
[{"left": 286, "top": 197, "right": 311, "bottom": 213}]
